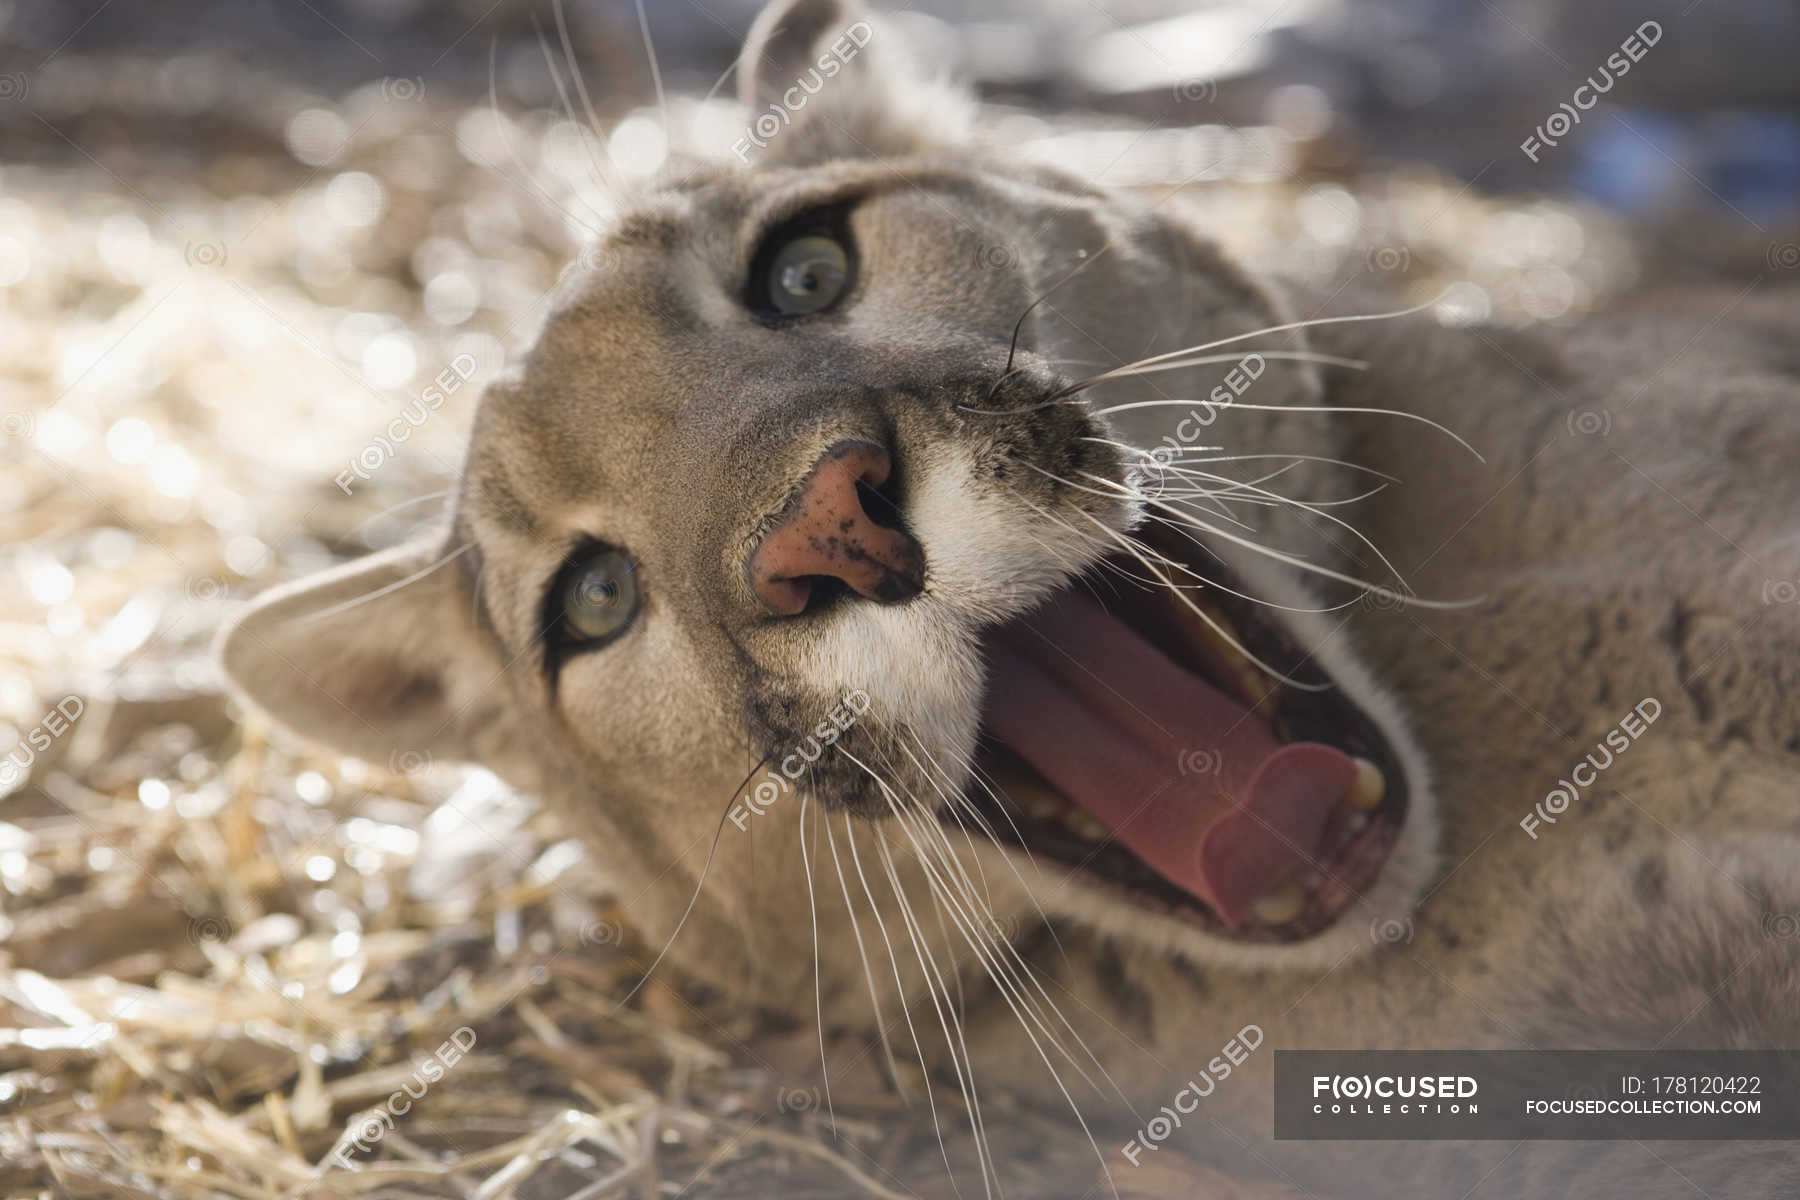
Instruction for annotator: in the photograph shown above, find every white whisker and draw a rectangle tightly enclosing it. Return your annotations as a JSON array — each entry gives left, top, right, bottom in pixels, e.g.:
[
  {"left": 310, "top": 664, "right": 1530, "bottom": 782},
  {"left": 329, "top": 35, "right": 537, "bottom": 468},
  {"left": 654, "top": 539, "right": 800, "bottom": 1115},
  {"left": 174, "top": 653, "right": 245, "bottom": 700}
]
[{"left": 298, "top": 542, "right": 474, "bottom": 626}]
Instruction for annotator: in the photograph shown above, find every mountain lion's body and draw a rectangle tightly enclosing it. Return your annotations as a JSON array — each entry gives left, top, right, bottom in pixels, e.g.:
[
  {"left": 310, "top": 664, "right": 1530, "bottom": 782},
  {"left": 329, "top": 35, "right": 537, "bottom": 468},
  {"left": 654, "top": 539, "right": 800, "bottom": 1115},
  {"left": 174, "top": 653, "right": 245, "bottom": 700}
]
[{"left": 221, "top": 2, "right": 1800, "bottom": 1194}]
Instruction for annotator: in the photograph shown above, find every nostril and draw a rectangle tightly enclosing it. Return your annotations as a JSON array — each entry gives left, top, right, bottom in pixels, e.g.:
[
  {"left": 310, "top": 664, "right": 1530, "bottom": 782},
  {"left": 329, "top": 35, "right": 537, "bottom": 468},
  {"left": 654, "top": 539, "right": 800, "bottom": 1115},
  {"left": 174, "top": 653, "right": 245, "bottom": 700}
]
[
  {"left": 747, "top": 439, "right": 926, "bottom": 616},
  {"left": 855, "top": 472, "right": 907, "bottom": 534}
]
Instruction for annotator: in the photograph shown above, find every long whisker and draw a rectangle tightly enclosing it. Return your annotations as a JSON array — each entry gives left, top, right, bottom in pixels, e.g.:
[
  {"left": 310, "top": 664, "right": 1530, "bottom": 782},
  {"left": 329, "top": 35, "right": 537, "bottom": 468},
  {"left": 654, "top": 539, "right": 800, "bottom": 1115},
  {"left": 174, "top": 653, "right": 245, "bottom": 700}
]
[
  {"left": 868, "top": 816, "right": 997, "bottom": 1197},
  {"left": 959, "top": 351, "right": 1354, "bottom": 416},
  {"left": 548, "top": 0, "right": 622, "bottom": 199},
  {"left": 843, "top": 814, "right": 961, "bottom": 1186},
  {"left": 298, "top": 542, "right": 474, "bottom": 626},
  {"left": 1088, "top": 398, "right": 1487, "bottom": 463},
  {"left": 632, "top": 0, "right": 669, "bottom": 131},
  {"left": 609, "top": 752, "right": 774, "bottom": 1011},
  {"left": 531, "top": 12, "right": 619, "bottom": 211},
  {"left": 1084, "top": 436, "right": 1401, "bottom": 484},
  {"left": 867, "top": 771, "right": 1119, "bottom": 1200},
  {"left": 1068, "top": 350, "right": 1368, "bottom": 395},
  {"left": 1019, "top": 458, "right": 1480, "bottom": 613},
  {"left": 798, "top": 794, "right": 837, "bottom": 1134},
  {"left": 824, "top": 816, "right": 907, "bottom": 1101},
  {"left": 353, "top": 489, "right": 452, "bottom": 536},
  {"left": 1054, "top": 293, "right": 1452, "bottom": 396}
]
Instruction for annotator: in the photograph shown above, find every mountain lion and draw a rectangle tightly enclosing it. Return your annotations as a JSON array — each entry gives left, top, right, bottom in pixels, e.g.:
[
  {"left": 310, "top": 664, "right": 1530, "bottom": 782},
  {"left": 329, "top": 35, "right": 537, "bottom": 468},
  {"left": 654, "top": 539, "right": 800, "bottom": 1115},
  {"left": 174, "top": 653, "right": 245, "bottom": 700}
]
[{"left": 219, "top": 1, "right": 1800, "bottom": 1194}]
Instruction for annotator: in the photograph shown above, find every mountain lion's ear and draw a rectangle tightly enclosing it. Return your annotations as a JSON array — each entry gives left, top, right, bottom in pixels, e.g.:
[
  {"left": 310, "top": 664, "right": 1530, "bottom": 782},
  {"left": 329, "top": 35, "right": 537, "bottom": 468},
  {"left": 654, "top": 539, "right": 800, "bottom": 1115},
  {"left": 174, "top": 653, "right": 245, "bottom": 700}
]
[
  {"left": 736, "top": 0, "right": 969, "bottom": 164},
  {"left": 216, "top": 538, "right": 540, "bottom": 791}
]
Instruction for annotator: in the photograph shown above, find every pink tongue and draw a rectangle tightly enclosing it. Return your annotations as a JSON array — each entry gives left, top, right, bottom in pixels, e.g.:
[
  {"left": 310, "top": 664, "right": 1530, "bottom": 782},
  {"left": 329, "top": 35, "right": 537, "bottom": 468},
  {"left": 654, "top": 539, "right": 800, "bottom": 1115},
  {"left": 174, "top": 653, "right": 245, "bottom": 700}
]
[{"left": 982, "top": 588, "right": 1355, "bottom": 927}]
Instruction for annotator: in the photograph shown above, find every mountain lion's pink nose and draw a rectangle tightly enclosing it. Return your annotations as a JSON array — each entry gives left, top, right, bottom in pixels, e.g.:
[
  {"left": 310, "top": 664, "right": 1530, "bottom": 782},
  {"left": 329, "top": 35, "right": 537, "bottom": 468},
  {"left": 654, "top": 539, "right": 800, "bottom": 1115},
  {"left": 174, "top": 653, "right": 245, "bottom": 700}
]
[{"left": 748, "top": 440, "right": 925, "bottom": 615}]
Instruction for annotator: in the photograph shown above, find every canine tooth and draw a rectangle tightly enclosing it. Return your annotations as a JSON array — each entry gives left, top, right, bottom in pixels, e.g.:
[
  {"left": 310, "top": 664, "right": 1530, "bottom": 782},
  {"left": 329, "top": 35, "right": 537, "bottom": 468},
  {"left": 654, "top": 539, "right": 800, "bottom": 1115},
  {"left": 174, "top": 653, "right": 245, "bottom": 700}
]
[
  {"left": 1252, "top": 879, "right": 1306, "bottom": 925},
  {"left": 1347, "top": 757, "right": 1385, "bottom": 811}
]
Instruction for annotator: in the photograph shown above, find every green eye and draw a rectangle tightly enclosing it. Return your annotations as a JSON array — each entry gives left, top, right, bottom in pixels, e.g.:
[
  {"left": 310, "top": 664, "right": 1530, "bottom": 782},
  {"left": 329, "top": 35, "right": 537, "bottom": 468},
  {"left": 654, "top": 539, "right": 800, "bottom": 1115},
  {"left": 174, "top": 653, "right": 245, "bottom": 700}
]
[
  {"left": 559, "top": 548, "right": 639, "bottom": 644},
  {"left": 763, "top": 233, "right": 850, "bottom": 316}
]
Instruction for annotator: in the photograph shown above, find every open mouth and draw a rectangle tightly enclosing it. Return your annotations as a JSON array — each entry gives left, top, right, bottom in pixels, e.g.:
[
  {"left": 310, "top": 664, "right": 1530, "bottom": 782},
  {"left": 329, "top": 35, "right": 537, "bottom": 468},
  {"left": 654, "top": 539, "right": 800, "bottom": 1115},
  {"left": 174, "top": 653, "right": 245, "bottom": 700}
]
[{"left": 960, "top": 525, "right": 1407, "bottom": 944}]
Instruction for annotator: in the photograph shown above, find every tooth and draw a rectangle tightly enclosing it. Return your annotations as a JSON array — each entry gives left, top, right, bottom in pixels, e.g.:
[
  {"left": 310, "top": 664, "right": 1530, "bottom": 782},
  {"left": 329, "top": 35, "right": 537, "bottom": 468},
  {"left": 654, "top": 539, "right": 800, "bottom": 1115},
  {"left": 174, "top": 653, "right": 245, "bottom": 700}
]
[
  {"left": 1252, "top": 879, "right": 1306, "bottom": 925},
  {"left": 1347, "top": 757, "right": 1385, "bottom": 811},
  {"left": 1066, "top": 810, "right": 1111, "bottom": 841}
]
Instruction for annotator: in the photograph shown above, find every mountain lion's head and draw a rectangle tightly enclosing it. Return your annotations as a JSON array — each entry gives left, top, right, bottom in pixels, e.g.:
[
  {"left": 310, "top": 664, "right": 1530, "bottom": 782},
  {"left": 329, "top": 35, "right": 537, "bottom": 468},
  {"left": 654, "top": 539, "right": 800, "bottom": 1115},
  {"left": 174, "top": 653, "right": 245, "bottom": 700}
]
[{"left": 220, "top": 0, "right": 1438, "bottom": 1015}]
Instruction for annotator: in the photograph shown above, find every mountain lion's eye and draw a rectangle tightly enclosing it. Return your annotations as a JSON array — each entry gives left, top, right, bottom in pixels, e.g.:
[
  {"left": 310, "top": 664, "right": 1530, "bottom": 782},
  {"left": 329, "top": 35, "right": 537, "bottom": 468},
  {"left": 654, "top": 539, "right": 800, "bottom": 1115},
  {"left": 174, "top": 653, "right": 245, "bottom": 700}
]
[
  {"left": 553, "top": 546, "right": 640, "bottom": 647},
  {"left": 760, "top": 232, "right": 850, "bottom": 316}
]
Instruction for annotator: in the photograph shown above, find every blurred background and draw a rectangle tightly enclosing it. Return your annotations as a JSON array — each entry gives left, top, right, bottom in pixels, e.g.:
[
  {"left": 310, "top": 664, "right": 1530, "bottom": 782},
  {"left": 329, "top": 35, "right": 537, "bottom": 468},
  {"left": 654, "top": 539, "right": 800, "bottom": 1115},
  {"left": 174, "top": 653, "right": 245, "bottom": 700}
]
[{"left": 0, "top": 0, "right": 1795, "bottom": 1195}]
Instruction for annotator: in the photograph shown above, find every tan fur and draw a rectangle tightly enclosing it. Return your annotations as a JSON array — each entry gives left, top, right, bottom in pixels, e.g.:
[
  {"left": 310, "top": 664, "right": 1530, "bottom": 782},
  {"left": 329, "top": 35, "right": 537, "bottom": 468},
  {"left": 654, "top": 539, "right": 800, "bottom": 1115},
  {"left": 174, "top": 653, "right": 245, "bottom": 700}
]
[{"left": 219, "top": 3, "right": 1800, "bottom": 1195}]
